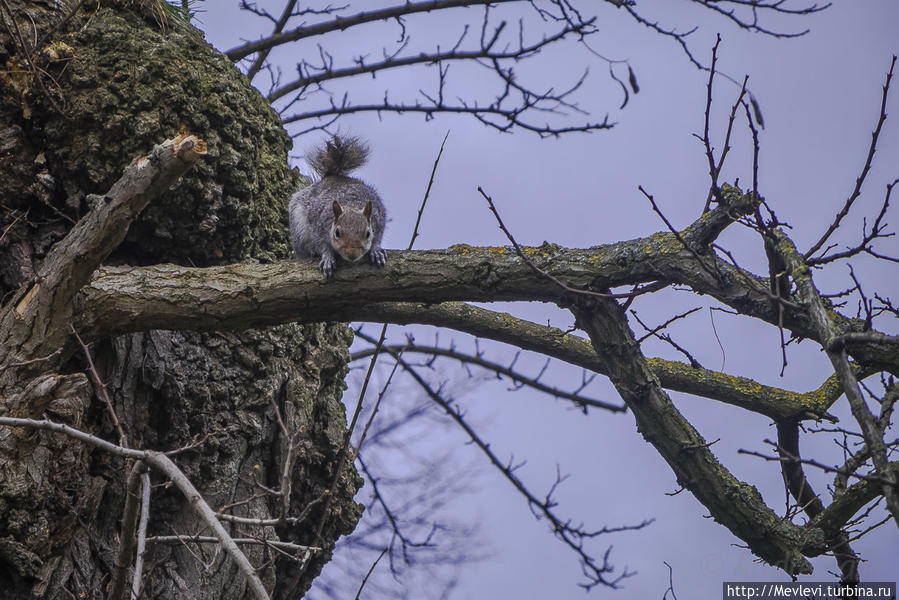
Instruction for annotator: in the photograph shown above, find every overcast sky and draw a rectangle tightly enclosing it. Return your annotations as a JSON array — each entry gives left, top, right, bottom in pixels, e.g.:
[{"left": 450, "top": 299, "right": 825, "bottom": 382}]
[{"left": 200, "top": 2, "right": 898, "bottom": 598}]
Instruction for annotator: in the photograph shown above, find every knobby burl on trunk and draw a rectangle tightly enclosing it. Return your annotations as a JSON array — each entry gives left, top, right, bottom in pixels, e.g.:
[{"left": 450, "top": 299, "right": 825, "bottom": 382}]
[
  {"left": 0, "top": 2, "right": 361, "bottom": 597},
  {"left": 4, "top": 1, "right": 898, "bottom": 596}
]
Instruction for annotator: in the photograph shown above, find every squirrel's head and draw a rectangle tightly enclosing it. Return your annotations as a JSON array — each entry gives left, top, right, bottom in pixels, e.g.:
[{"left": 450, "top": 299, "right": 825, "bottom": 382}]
[{"left": 330, "top": 200, "right": 374, "bottom": 262}]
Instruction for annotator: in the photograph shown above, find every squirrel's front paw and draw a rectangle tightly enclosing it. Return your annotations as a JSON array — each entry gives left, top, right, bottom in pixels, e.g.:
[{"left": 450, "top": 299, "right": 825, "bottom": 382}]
[
  {"left": 369, "top": 247, "right": 387, "bottom": 267},
  {"left": 319, "top": 253, "right": 336, "bottom": 277}
]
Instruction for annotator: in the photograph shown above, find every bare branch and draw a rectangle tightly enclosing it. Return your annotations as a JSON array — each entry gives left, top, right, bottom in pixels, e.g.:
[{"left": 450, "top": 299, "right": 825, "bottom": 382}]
[
  {"left": 267, "top": 18, "right": 593, "bottom": 103},
  {"left": 410, "top": 131, "right": 449, "bottom": 250},
  {"left": 226, "top": 0, "right": 526, "bottom": 62},
  {"left": 0, "top": 133, "right": 206, "bottom": 371},
  {"left": 354, "top": 547, "right": 388, "bottom": 600},
  {"left": 282, "top": 94, "right": 612, "bottom": 138},
  {"left": 373, "top": 345, "right": 650, "bottom": 589},
  {"left": 479, "top": 186, "right": 628, "bottom": 298},
  {"left": 350, "top": 339, "right": 624, "bottom": 412},
  {"left": 774, "top": 424, "right": 858, "bottom": 582},
  {"left": 773, "top": 230, "right": 899, "bottom": 523},
  {"left": 0, "top": 417, "right": 270, "bottom": 600},
  {"left": 108, "top": 460, "right": 149, "bottom": 600},
  {"left": 146, "top": 535, "right": 318, "bottom": 553},
  {"left": 622, "top": 1, "right": 829, "bottom": 69},
  {"left": 700, "top": 35, "right": 725, "bottom": 211},
  {"left": 805, "top": 56, "right": 896, "bottom": 260},
  {"left": 571, "top": 296, "right": 815, "bottom": 575},
  {"left": 807, "top": 177, "right": 898, "bottom": 267},
  {"left": 631, "top": 309, "right": 704, "bottom": 369},
  {"left": 811, "top": 462, "right": 899, "bottom": 538},
  {"left": 132, "top": 470, "right": 151, "bottom": 600},
  {"left": 70, "top": 324, "right": 128, "bottom": 447},
  {"left": 245, "top": 0, "right": 299, "bottom": 82},
  {"left": 738, "top": 443, "right": 892, "bottom": 486},
  {"left": 358, "top": 456, "right": 437, "bottom": 565}
]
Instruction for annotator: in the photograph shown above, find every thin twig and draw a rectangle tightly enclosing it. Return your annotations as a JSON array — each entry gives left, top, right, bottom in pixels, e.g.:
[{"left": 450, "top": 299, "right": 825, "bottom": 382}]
[
  {"left": 701, "top": 35, "right": 723, "bottom": 213},
  {"left": 409, "top": 130, "right": 449, "bottom": 250},
  {"left": 662, "top": 561, "right": 678, "bottom": 600},
  {"left": 631, "top": 309, "right": 703, "bottom": 369},
  {"left": 738, "top": 442, "right": 891, "bottom": 486},
  {"left": 145, "top": 535, "right": 319, "bottom": 553},
  {"left": 478, "top": 186, "right": 655, "bottom": 300},
  {"left": 8, "top": 347, "right": 62, "bottom": 367},
  {"left": 70, "top": 324, "right": 128, "bottom": 447},
  {"left": 807, "top": 177, "right": 898, "bottom": 267},
  {"left": 805, "top": 55, "right": 896, "bottom": 260},
  {"left": 354, "top": 547, "right": 388, "bottom": 600},
  {"left": 375, "top": 347, "right": 651, "bottom": 590},
  {"left": 351, "top": 335, "right": 624, "bottom": 413},
  {"left": 353, "top": 349, "right": 403, "bottom": 456},
  {"left": 639, "top": 185, "right": 721, "bottom": 283},
  {"left": 0, "top": 417, "right": 270, "bottom": 599}
]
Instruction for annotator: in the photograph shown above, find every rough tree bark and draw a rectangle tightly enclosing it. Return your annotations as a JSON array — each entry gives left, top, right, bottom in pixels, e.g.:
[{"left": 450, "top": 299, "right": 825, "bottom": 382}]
[
  {"left": 2, "top": 1, "right": 897, "bottom": 597},
  {"left": 0, "top": 2, "right": 361, "bottom": 598}
]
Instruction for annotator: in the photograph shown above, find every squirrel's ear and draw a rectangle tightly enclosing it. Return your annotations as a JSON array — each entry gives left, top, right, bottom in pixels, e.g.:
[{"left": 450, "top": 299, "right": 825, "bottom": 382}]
[
  {"left": 363, "top": 201, "right": 372, "bottom": 218},
  {"left": 332, "top": 201, "right": 342, "bottom": 217}
]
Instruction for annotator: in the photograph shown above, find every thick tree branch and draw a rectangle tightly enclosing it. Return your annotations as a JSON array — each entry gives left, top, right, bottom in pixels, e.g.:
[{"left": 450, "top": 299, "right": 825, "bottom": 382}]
[
  {"left": 72, "top": 198, "right": 756, "bottom": 335},
  {"left": 570, "top": 297, "right": 816, "bottom": 574},
  {"left": 773, "top": 231, "right": 899, "bottom": 525},
  {"left": 775, "top": 423, "right": 858, "bottom": 581},
  {"left": 78, "top": 199, "right": 725, "bottom": 327},
  {"left": 75, "top": 239, "right": 896, "bottom": 377},
  {"left": 352, "top": 302, "right": 842, "bottom": 422},
  {"left": 0, "top": 134, "right": 205, "bottom": 377},
  {"left": 809, "top": 461, "right": 899, "bottom": 541}
]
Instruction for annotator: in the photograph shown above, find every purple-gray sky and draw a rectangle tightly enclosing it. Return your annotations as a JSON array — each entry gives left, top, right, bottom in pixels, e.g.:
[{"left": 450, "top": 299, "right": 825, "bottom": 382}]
[{"left": 201, "top": 2, "right": 898, "bottom": 597}]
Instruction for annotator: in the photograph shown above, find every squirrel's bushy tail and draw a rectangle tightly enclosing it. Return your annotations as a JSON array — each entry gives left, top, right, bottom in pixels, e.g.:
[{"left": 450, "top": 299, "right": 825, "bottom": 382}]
[{"left": 307, "top": 135, "right": 370, "bottom": 178}]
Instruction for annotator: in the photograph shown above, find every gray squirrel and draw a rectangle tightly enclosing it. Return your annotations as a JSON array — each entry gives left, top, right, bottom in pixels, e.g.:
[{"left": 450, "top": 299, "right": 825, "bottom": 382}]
[{"left": 288, "top": 135, "right": 387, "bottom": 276}]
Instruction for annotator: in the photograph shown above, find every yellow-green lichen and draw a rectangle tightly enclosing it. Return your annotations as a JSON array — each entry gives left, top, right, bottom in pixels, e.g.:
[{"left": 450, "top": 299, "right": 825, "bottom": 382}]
[{"left": 448, "top": 243, "right": 475, "bottom": 254}]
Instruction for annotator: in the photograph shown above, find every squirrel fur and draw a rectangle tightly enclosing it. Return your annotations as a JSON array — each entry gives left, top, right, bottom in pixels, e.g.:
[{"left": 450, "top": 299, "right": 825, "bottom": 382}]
[{"left": 288, "top": 135, "right": 387, "bottom": 276}]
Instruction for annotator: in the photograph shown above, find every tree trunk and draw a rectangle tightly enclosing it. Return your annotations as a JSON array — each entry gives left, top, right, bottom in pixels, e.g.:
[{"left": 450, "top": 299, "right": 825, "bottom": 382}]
[{"left": 0, "top": 2, "right": 361, "bottom": 597}]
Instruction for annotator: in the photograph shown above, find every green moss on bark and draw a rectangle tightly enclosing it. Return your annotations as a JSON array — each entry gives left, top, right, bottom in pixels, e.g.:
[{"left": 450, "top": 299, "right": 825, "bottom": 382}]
[{"left": 0, "top": 2, "right": 360, "bottom": 597}]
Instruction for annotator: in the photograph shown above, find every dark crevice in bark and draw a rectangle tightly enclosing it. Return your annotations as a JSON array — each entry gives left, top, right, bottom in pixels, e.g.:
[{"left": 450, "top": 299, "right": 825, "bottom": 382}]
[{"left": 0, "top": 2, "right": 362, "bottom": 597}]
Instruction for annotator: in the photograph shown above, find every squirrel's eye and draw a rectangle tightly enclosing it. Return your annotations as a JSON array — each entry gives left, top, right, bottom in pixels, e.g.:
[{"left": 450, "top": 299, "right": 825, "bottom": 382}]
[
  {"left": 366, "top": 230, "right": 371, "bottom": 239},
  {"left": 334, "top": 228, "right": 341, "bottom": 238}
]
